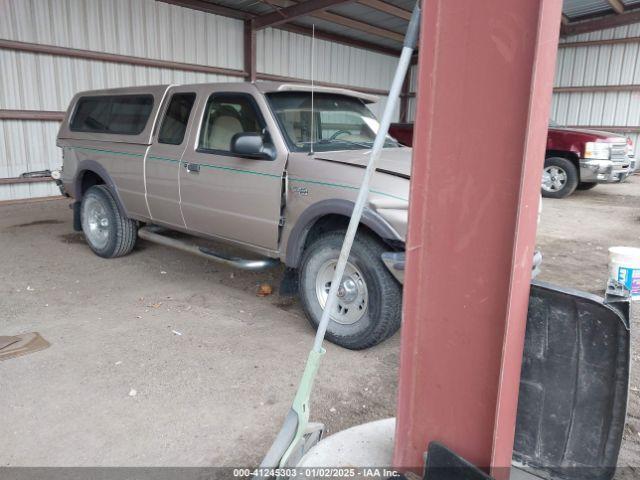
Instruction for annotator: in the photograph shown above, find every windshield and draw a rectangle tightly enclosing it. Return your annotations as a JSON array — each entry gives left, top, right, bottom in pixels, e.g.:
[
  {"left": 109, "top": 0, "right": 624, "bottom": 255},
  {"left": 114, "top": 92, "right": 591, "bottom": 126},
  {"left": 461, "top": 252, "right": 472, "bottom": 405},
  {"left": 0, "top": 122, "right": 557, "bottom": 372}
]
[
  {"left": 549, "top": 119, "right": 561, "bottom": 127},
  {"left": 267, "top": 92, "right": 399, "bottom": 152}
]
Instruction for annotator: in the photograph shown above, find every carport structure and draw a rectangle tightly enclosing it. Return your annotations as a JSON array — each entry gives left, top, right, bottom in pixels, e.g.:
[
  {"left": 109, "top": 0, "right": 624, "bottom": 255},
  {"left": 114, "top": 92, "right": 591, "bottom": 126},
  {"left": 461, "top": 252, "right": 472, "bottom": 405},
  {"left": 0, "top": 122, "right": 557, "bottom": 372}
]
[{"left": 3, "top": 0, "right": 640, "bottom": 201}]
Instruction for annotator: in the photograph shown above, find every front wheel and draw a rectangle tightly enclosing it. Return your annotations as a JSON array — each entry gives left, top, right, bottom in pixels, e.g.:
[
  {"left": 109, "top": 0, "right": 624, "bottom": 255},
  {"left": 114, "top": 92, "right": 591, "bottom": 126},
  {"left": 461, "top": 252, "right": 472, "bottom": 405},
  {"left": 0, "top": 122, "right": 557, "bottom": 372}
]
[
  {"left": 541, "top": 157, "right": 578, "bottom": 198},
  {"left": 81, "top": 185, "right": 138, "bottom": 258},
  {"left": 298, "top": 231, "right": 402, "bottom": 350}
]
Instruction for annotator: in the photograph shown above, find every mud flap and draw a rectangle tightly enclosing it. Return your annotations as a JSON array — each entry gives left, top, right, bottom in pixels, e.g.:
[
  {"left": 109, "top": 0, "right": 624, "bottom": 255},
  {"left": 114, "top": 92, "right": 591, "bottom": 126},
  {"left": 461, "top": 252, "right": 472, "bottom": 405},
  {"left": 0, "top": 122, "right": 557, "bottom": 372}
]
[
  {"left": 513, "top": 281, "right": 631, "bottom": 480},
  {"left": 71, "top": 201, "right": 82, "bottom": 231}
]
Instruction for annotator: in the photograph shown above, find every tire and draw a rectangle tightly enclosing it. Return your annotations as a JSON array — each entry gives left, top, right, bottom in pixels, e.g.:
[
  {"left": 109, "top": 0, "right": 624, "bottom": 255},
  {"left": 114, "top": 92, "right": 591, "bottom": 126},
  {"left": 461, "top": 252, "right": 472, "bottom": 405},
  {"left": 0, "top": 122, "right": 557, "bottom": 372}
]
[
  {"left": 577, "top": 182, "right": 598, "bottom": 191},
  {"left": 541, "top": 157, "right": 579, "bottom": 199},
  {"left": 80, "top": 185, "right": 137, "bottom": 258},
  {"left": 298, "top": 231, "right": 402, "bottom": 350}
]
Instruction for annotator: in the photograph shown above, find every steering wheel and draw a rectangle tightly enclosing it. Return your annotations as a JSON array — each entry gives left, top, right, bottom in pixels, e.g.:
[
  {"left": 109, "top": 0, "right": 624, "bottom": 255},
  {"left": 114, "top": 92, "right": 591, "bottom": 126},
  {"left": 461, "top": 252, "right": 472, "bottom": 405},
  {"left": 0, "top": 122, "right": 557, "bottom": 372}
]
[{"left": 329, "top": 129, "right": 352, "bottom": 141}]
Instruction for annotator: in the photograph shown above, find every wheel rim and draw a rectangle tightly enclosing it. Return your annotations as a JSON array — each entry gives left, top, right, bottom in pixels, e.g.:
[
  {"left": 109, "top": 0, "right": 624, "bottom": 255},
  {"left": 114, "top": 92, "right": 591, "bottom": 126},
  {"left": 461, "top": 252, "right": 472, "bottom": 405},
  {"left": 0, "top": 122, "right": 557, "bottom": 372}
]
[
  {"left": 82, "top": 196, "right": 110, "bottom": 250},
  {"left": 541, "top": 166, "right": 568, "bottom": 192},
  {"left": 315, "top": 259, "right": 368, "bottom": 325}
]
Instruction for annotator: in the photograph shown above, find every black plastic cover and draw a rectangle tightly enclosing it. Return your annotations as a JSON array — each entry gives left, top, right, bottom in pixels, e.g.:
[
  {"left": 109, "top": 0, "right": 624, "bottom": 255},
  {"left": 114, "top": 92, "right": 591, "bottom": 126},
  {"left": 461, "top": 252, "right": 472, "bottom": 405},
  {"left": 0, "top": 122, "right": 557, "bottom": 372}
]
[
  {"left": 424, "top": 442, "right": 494, "bottom": 480},
  {"left": 513, "top": 281, "right": 630, "bottom": 480}
]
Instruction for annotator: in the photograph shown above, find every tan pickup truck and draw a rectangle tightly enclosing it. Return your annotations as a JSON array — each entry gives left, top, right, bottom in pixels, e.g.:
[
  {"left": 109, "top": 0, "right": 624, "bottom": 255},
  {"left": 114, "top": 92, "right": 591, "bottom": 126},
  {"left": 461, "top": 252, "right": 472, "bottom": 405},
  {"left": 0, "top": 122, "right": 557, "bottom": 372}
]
[{"left": 56, "top": 82, "right": 410, "bottom": 349}]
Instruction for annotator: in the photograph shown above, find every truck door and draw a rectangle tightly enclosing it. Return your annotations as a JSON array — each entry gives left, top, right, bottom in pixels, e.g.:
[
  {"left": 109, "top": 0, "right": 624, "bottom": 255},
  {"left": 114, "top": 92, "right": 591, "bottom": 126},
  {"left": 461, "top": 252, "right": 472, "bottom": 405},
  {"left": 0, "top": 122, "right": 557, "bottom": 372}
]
[
  {"left": 179, "top": 91, "right": 286, "bottom": 251},
  {"left": 145, "top": 87, "right": 198, "bottom": 228}
]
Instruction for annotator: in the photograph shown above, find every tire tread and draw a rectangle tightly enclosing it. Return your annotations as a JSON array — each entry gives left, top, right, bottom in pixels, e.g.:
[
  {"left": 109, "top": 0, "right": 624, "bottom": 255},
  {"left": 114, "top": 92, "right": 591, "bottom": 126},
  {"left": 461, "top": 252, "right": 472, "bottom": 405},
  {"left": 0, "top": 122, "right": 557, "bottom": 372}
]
[
  {"left": 299, "top": 231, "right": 402, "bottom": 350},
  {"left": 83, "top": 185, "right": 137, "bottom": 258}
]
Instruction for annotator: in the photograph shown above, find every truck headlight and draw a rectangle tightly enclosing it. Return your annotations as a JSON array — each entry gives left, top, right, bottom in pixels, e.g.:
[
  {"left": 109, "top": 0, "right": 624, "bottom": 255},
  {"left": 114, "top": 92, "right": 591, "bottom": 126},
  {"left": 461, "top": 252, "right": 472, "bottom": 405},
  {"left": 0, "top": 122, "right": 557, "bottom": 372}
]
[{"left": 584, "top": 142, "right": 611, "bottom": 160}]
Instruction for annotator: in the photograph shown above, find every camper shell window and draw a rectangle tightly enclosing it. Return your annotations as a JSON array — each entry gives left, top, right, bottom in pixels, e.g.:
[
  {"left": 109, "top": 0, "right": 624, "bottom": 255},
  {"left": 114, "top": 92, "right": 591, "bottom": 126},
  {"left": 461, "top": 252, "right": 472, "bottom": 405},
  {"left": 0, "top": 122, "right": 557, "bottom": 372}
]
[{"left": 70, "top": 95, "right": 154, "bottom": 135}]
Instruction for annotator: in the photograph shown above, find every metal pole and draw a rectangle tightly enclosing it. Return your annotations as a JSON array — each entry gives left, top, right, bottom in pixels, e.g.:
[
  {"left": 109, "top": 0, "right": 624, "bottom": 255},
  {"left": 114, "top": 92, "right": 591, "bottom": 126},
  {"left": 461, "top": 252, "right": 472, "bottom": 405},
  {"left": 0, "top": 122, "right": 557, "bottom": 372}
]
[
  {"left": 393, "top": 0, "right": 563, "bottom": 477},
  {"left": 258, "top": 4, "right": 421, "bottom": 474}
]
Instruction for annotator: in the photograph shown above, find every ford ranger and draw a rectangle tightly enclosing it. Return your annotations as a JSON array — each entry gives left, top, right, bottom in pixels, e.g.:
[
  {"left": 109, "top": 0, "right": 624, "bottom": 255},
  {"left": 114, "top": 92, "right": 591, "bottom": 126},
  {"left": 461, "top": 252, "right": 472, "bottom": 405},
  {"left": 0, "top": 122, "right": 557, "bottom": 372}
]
[{"left": 56, "top": 82, "right": 409, "bottom": 350}]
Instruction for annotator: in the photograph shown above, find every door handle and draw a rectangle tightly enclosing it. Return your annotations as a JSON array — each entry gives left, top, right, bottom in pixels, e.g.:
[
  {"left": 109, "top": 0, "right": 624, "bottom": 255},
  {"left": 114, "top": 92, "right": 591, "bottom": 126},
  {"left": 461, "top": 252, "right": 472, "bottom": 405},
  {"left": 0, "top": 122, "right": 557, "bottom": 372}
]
[{"left": 185, "top": 162, "right": 200, "bottom": 173}]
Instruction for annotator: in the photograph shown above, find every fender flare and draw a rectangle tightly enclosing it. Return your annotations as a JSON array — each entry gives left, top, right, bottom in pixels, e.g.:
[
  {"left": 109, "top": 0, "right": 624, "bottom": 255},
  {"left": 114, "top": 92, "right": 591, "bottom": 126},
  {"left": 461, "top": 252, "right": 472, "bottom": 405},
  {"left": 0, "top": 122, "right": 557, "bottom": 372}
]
[
  {"left": 73, "top": 159, "right": 129, "bottom": 218},
  {"left": 284, "top": 198, "right": 403, "bottom": 268}
]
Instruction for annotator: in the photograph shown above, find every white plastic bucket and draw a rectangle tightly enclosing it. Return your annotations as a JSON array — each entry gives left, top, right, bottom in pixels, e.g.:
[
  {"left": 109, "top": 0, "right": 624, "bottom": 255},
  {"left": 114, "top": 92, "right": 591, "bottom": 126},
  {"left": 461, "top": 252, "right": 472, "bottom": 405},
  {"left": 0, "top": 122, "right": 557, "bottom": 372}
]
[{"left": 609, "top": 246, "right": 640, "bottom": 300}]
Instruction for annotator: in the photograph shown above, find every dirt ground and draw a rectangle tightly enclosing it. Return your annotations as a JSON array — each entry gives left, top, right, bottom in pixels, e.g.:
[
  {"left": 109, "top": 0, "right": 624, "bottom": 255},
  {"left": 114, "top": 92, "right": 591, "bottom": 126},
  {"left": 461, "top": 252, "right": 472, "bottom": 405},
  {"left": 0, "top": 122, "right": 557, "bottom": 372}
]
[{"left": 0, "top": 176, "right": 638, "bottom": 473}]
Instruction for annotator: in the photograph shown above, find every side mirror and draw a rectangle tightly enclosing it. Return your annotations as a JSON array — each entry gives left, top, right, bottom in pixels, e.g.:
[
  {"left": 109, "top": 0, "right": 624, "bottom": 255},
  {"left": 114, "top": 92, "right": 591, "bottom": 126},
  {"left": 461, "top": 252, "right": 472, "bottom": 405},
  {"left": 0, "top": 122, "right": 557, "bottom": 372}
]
[{"left": 231, "top": 132, "right": 275, "bottom": 160}]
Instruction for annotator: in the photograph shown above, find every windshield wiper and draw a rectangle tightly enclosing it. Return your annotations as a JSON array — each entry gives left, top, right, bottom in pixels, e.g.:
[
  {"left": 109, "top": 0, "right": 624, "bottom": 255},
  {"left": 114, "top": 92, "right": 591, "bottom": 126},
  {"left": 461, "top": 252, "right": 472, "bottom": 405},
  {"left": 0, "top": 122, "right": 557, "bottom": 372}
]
[{"left": 316, "top": 138, "right": 373, "bottom": 149}]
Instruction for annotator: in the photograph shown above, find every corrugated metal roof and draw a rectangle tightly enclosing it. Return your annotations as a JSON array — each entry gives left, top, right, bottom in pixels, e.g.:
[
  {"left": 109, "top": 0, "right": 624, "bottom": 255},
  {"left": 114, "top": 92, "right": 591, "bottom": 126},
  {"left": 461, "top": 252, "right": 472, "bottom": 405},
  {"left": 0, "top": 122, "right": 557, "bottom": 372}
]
[
  {"left": 205, "top": 0, "right": 414, "bottom": 52},
  {"left": 292, "top": 16, "right": 401, "bottom": 49},
  {"left": 200, "top": 1, "right": 640, "bottom": 54},
  {"left": 563, "top": 0, "right": 612, "bottom": 19},
  {"left": 210, "top": 0, "right": 273, "bottom": 15},
  {"left": 328, "top": 3, "right": 408, "bottom": 33}
]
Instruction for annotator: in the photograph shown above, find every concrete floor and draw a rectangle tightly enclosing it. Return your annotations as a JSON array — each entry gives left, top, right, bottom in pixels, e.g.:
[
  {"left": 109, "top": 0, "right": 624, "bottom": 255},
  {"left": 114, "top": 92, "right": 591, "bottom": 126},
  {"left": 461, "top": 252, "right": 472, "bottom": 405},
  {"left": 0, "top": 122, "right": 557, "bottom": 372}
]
[{"left": 0, "top": 176, "right": 638, "bottom": 471}]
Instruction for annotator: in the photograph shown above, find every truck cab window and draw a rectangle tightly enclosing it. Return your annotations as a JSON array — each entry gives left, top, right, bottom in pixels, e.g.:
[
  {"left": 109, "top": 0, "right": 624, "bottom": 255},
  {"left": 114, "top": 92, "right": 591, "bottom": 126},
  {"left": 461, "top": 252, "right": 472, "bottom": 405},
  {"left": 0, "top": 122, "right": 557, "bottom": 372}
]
[
  {"left": 158, "top": 93, "right": 196, "bottom": 145},
  {"left": 198, "top": 94, "right": 265, "bottom": 153},
  {"left": 267, "top": 91, "right": 398, "bottom": 152}
]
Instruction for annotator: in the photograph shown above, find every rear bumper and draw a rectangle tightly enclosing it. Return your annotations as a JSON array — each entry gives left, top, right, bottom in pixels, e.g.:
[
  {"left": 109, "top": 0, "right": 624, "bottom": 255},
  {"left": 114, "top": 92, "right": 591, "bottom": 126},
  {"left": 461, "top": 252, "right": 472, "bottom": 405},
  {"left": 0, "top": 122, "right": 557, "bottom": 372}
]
[
  {"left": 51, "top": 169, "right": 68, "bottom": 196},
  {"left": 579, "top": 158, "right": 631, "bottom": 183}
]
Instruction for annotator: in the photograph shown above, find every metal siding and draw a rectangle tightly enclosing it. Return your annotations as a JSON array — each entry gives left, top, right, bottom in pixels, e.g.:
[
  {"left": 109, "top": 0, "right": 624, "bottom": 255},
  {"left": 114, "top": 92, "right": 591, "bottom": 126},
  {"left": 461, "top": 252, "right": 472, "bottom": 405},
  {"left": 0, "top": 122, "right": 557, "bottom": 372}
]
[
  {"left": 0, "top": 0, "right": 244, "bottom": 69},
  {"left": 551, "top": 21, "right": 640, "bottom": 150},
  {"left": 256, "top": 27, "right": 399, "bottom": 120},
  {"left": 0, "top": 0, "right": 244, "bottom": 201},
  {"left": 0, "top": 50, "right": 241, "bottom": 111},
  {"left": 0, "top": 49, "right": 241, "bottom": 201},
  {"left": 404, "top": 21, "right": 640, "bottom": 155}
]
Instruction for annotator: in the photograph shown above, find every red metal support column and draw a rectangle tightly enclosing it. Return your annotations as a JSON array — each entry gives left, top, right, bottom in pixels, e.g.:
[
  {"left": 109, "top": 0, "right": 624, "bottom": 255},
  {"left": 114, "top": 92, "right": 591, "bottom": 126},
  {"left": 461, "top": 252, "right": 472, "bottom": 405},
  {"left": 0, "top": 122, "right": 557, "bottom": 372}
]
[{"left": 393, "top": 0, "right": 562, "bottom": 477}]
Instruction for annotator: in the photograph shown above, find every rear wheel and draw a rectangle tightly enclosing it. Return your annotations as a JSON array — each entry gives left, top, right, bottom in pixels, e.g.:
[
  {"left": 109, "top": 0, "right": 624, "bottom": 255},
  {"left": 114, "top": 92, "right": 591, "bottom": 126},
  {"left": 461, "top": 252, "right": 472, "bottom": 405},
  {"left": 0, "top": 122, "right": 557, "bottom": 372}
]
[
  {"left": 541, "top": 157, "right": 578, "bottom": 198},
  {"left": 81, "top": 185, "right": 137, "bottom": 258},
  {"left": 298, "top": 231, "right": 402, "bottom": 350}
]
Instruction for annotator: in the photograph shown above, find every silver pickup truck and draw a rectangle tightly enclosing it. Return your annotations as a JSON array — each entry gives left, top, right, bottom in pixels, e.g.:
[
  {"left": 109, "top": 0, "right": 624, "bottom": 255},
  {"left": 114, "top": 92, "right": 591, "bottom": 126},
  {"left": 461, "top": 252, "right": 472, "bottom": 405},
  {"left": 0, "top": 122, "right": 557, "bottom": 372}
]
[{"left": 56, "top": 81, "right": 411, "bottom": 349}]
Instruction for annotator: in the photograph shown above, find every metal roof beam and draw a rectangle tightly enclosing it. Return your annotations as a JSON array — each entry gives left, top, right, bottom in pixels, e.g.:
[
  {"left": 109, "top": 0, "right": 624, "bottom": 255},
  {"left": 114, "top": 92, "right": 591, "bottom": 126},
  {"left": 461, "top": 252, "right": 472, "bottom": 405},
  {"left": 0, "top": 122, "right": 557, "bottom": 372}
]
[
  {"left": 156, "top": 0, "right": 253, "bottom": 20},
  {"left": 253, "top": 0, "right": 352, "bottom": 29},
  {"left": 161, "top": 0, "right": 401, "bottom": 56},
  {"left": 278, "top": 22, "right": 400, "bottom": 55},
  {"left": 257, "top": 0, "right": 404, "bottom": 43},
  {"left": 562, "top": 9, "right": 640, "bottom": 36},
  {"left": 312, "top": 10, "right": 404, "bottom": 42},
  {"left": 357, "top": 0, "right": 412, "bottom": 20}
]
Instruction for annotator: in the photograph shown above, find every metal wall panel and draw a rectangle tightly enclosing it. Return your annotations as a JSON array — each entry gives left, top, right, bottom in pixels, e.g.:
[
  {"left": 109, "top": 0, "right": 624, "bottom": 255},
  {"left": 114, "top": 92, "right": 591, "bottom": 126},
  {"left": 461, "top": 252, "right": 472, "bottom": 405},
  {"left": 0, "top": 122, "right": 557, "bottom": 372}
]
[
  {"left": 0, "top": 0, "right": 244, "bottom": 69},
  {"left": 0, "top": 120, "right": 61, "bottom": 200},
  {"left": 0, "top": 49, "right": 241, "bottom": 201},
  {"left": 0, "top": 0, "right": 244, "bottom": 201},
  {"left": 552, "top": 21, "right": 640, "bottom": 148},
  {"left": 0, "top": 53, "right": 240, "bottom": 201},
  {"left": 256, "top": 27, "right": 399, "bottom": 120},
  {"left": 0, "top": 50, "right": 241, "bottom": 111},
  {"left": 404, "top": 22, "right": 640, "bottom": 150}
]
